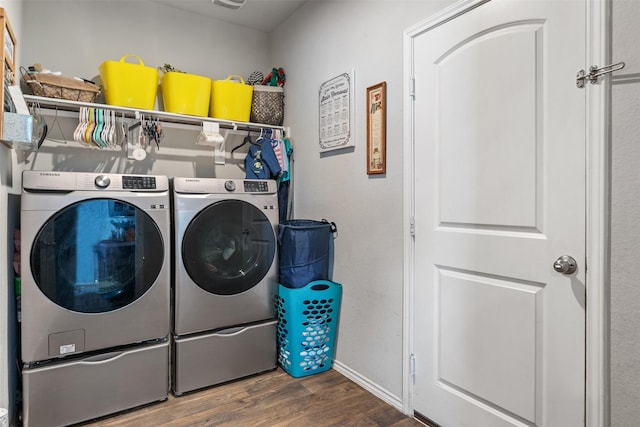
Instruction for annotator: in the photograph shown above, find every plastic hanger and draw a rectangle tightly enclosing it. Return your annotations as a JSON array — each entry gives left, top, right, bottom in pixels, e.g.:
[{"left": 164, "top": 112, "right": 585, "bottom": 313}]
[
  {"left": 101, "top": 109, "right": 111, "bottom": 147},
  {"left": 93, "top": 108, "right": 105, "bottom": 147},
  {"left": 231, "top": 130, "right": 259, "bottom": 154},
  {"left": 73, "top": 107, "right": 85, "bottom": 142}
]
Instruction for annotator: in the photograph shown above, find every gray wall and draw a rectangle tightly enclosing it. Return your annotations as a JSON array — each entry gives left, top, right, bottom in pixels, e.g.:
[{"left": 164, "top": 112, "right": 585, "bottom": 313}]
[
  {"left": 20, "top": 1, "right": 270, "bottom": 92},
  {"left": 611, "top": 1, "right": 640, "bottom": 424},
  {"left": 270, "top": 0, "right": 454, "bottom": 401},
  {"left": 17, "top": 0, "right": 275, "bottom": 179}
]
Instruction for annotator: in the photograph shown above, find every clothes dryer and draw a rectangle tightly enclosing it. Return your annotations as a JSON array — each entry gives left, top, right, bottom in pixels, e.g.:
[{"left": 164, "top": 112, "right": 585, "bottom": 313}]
[
  {"left": 20, "top": 171, "right": 171, "bottom": 426},
  {"left": 172, "top": 177, "right": 278, "bottom": 394},
  {"left": 172, "top": 177, "right": 279, "bottom": 334}
]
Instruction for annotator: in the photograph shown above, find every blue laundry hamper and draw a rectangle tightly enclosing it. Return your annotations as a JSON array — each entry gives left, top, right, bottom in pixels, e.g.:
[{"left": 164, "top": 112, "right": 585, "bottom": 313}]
[
  {"left": 278, "top": 219, "right": 337, "bottom": 289},
  {"left": 275, "top": 280, "right": 342, "bottom": 378}
]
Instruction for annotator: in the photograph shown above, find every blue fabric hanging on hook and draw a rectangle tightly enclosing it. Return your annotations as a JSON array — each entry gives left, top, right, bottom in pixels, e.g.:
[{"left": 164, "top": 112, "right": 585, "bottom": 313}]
[{"left": 244, "top": 129, "right": 281, "bottom": 179}]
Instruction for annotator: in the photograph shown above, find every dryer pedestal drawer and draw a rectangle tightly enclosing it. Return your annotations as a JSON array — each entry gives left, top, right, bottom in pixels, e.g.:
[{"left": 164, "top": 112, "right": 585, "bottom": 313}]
[
  {"left": 22, "top": 340, "right": 169, "bottom": 427},
  {"left": 172, "top": 319, "right": 277, "bottom": 395}
]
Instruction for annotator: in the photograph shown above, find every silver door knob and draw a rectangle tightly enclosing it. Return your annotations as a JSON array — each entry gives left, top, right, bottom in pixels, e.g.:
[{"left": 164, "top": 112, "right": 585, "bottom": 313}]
[{"left": 553, "top": 255, "right": 577, "bottom": 275}]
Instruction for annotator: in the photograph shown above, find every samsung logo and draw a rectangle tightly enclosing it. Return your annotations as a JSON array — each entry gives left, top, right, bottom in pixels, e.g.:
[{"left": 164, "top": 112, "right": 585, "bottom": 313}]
[
  {"left": 185, "top": 179, "right": 200, "bottom": 182},
  {"left": 39, "top": 172, "right": 61, "bottom": 176}
]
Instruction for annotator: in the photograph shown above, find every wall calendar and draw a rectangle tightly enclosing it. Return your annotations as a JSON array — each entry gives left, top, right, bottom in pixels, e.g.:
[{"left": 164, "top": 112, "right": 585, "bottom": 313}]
[{"left": 319, "top": 70, "right": 355, "bottom": 152}]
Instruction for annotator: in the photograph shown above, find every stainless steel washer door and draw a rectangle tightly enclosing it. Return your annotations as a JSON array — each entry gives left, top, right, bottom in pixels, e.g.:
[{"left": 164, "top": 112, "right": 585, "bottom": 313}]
[
  {"left": 181, "top": 199, "right": 276, "bottom": 296},
  {"left": 30, "top": 198, "right": 164, "bottom": 313}
]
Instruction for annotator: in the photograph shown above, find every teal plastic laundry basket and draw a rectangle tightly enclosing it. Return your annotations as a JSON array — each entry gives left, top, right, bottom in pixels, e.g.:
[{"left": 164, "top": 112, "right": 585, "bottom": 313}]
[{"left": 275, "top": 280, "right": 342, "bottom": 378}]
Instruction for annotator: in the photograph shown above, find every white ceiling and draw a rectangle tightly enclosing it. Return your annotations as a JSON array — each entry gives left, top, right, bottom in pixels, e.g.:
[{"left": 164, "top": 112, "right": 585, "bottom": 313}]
[{"left": 150, "top": 0, "right": 308, "bottom": 33}]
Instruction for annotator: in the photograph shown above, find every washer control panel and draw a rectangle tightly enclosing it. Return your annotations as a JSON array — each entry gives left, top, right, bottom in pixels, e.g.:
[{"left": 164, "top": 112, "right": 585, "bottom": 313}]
[
  {"left": 122, "top": 175, "right": 157, "bottom": 190},
  {"left": 243, "top": 180, "right": 270, "bottom": 193}
]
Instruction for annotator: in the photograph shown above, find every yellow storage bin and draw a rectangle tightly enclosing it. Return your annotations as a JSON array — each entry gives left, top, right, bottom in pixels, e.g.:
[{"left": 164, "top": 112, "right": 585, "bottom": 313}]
[
  {"left": 161, "top": 72, "right": 211, "bottom": 117},
  {"left": 99, "top": 55, "right": 159, "bottom": 110},
  {"left": 210, "top": 75, "right": 253, "bottom": 122}
]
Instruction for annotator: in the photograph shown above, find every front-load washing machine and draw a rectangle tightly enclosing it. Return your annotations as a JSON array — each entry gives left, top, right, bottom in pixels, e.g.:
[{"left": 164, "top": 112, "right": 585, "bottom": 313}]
[
  {"left": 172, "top": 177, "right": 279, "bottom": 394},
  {"left": 20, "top": 171, "right": 171, "bottom": 427}
]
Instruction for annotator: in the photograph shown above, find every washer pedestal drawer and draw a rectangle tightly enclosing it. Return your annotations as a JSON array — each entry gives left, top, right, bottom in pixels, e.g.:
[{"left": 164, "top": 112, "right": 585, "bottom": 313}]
[
  {"left": 22, "top": 340, "right": 169, "bottom": 427},
  {"left": 172, "top": 319, "right": 277, "bottom": 395}
]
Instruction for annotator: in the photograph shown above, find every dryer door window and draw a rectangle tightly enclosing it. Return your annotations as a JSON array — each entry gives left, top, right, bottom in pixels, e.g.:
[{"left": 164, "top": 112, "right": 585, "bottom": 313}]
[
  {"left": 30, "top": 198, "right": 164, "bottom": 313},
  {"left": 182, "top": 200, "right": 276, "bottom": 295}
]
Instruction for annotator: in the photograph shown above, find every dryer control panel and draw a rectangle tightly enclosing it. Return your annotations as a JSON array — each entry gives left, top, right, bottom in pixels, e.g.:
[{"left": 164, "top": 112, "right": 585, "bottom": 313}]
[{"left": 173, "top": 178, "right": 276, "bottom": 195}]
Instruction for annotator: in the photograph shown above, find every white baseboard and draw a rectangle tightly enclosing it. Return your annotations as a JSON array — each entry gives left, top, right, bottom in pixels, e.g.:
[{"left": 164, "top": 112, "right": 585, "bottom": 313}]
[{"left": 332, "top": 360, "right": 406, "bottom": 414}]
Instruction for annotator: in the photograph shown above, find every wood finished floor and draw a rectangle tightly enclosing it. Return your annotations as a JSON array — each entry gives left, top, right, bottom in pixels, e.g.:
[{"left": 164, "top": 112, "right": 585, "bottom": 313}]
[{"left": 80, "top": 368, "right": 424, "bottom": 427}]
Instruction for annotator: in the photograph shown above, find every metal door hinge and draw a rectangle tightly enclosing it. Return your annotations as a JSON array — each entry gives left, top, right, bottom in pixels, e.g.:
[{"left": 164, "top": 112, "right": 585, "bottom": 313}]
[
  {"left": 410, "top": 77, "right": 415, "bottom": 99},
  {"left": 410, "top": 354, "right": 416, "bottom": 378},
  {"left": 576, "top": 62, "right": 625, "bottom": 88},
  {"left": 410, "top": 217, "right": 416, "bottom": 237}
]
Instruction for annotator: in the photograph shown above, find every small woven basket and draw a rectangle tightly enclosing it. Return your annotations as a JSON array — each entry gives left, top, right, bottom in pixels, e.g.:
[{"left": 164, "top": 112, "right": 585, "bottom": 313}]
[
  {"left": 22, "top": 71, "right": 100, "bottom": 103},
  {"left": 250, "top": 85, "right": 284, "bottom": 126}
]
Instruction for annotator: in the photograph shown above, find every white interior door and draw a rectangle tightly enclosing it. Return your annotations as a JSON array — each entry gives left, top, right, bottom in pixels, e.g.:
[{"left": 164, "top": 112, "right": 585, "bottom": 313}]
[{"left": 411, "top": 1, "right": 586, "bottom": 426}]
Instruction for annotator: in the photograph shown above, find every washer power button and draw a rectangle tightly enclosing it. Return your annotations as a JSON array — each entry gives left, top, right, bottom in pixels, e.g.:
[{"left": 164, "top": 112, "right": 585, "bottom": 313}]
[{"left": 95, "top": 175, "right": 111, "bottom": 188}]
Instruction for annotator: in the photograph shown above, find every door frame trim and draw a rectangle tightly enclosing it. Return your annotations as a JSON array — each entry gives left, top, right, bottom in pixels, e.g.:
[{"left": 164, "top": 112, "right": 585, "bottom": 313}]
[
  {"left": 401, "top": 0, "right": 611, "bottom": 424},
  {"left": 584, "top": 0, "right": 610, "bottom": 425}
]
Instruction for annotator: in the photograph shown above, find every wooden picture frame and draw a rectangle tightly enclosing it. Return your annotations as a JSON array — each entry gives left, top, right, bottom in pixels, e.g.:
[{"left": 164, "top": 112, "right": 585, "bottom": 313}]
[{"left": 366, "top": 81, "right": 386, "bottom": 175}]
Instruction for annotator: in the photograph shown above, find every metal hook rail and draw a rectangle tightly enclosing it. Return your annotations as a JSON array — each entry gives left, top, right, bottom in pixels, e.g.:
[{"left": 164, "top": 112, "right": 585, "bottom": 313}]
[{"left": 23, "top": 95, "right": 286, "bottom": 134}]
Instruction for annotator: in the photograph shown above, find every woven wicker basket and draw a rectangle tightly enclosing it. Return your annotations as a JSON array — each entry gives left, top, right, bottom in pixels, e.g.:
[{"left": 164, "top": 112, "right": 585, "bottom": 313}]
[
  {"left": 250, "top": 85, "right": 284, "bottom": 126},
  {"left": 23, "top": 72, "right": 100, "bottom": 103}
]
